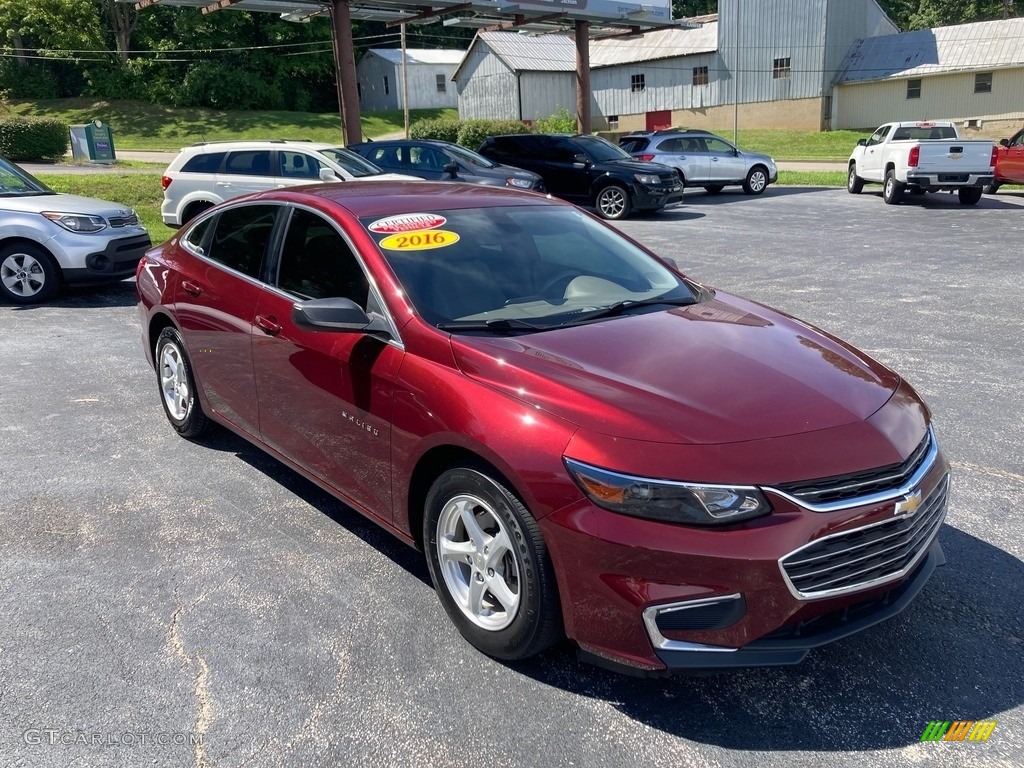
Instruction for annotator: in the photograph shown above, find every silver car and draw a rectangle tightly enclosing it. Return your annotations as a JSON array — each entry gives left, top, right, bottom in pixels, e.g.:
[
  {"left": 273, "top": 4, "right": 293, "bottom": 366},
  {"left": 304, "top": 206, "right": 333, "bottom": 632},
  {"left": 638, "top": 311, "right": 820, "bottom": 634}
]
[
  {"left": 0, "top": 155, "right": 150, "bottom": 304},
  {"left": 619, "top": 130, "right": 778, "bottom": 196}
]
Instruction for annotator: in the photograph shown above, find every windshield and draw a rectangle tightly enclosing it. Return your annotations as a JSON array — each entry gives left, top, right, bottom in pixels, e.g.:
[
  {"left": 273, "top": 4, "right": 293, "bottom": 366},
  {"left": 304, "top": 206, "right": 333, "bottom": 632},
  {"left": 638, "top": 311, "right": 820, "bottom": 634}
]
[
  {"left": 318, "top": 147, "right": 386, "bottom": 178},
  {"left": 361, "top": 205, "right": 695, "bottom": 329},
  {"left": 444, "top": 144, "right": 497, "bottom": 169},
  {"left": 576, "top": 135, "right": 634, "bottom": 162},
  {"left": 0, "top": 156, "right": 55, "bottom": 196}
]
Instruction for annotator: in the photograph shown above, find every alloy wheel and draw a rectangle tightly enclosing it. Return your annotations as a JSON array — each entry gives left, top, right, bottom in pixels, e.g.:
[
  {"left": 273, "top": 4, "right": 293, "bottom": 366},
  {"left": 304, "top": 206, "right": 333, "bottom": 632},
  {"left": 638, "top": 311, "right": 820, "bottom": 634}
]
[{"left": 1, "top": 252, "right": 46, "bottom": 299}]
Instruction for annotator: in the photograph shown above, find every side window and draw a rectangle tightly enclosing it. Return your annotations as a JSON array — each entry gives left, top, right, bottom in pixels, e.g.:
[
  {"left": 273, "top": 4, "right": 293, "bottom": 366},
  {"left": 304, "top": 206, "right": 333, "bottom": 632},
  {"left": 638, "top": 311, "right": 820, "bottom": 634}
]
[
  {"left": 182, "top": 217, "right": 214, "bottom": 254},
  {"left": 224, "top": 151, "right": 272, "bottom": 177},
  {"left": 704, "top": 138, "right": 734, "bottom": 155},
  {"left": 204, "top": 204, "right": 278, "bottom": 279},
  {"left": 409, "top": 146, "right": 447, "bottom": 172},
  {"left": 279, "top": 150, "right": 322, "bottom": 179},
  {"left": 548, "top": 138, "right": 581, "bottom": 162},
  {"left": 1011, "top": 132, "right": 1024, "bottom": 148},
  {"left": 276, "top": 209, "right": 369, "bottom": 308},
  {"left": 656, "top": 138, "right": 682, "bottom": 153},
  {"left": 866, "top": 126, "right": 890, "bottom": 147},
  {"left": 181, "top": 151, "right": 225, "bottom": 174},
  {"left": 367, "top": 146, "right": 403, "bottom": 169}
]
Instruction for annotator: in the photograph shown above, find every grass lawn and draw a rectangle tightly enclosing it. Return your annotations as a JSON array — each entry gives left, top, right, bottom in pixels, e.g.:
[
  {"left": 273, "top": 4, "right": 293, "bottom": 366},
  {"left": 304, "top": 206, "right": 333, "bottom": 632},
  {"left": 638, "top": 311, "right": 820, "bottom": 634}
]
[{"left": 7, "top": 99, "right": 458, "bottom": 150}]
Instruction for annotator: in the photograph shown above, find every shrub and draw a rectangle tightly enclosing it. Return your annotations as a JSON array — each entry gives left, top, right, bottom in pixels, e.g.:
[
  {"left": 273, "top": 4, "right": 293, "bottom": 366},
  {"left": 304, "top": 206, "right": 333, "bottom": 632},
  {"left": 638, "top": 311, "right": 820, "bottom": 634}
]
[
  {"left": 0, "top": 117, "right": 68, "bottom": 161},
  {"left": 410, "top": 117, "right": 461, "bottom": 143},
  {"left": 456, "top": 118, "right": 532, "bottom": 150},
  {"left": 534, "top": 107, "right": 578, "bottom": 134}
]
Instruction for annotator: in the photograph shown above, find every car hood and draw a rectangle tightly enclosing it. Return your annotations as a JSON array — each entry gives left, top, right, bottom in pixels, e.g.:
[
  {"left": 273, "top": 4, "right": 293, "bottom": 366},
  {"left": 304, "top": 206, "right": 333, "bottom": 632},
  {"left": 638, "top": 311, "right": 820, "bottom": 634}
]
[
  {"left": 740, "top": 150, "right": 776, "bottom": 166},
  {"left": 604, "top": 158, "right": 676, "bottom": 176},
  {"left": 494, "top": 164, "right": 542, "bottom": 181},
  {"left": 0, "top": 192, "right": 136, "bottom": 217},
  {"left": 363, "top": 172, "right": 423, "bottom": 182},
  {"left": 450, "top": 291, "right": 900, "bottom": 445}
]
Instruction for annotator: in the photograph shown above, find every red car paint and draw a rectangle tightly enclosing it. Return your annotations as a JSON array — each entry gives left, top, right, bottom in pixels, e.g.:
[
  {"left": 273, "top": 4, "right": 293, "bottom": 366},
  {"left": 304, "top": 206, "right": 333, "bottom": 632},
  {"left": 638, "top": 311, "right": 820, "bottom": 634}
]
[{"left": 137, "top": 182, "right": 948, "bottom": 674}]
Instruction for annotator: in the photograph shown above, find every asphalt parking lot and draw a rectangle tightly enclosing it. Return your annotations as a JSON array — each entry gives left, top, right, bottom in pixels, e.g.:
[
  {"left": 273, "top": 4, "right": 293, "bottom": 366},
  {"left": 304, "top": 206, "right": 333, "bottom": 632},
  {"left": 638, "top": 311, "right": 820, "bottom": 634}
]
[{"left": 1, "top": 186, "right": 1021, "bottom": 767}]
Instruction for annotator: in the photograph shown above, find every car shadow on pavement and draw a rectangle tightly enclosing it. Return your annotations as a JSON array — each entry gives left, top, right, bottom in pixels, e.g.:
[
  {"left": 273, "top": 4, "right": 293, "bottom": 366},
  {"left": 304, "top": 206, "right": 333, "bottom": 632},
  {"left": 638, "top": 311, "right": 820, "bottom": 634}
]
[
  {"left": 506, "top": 524, "right": 1023, "bottom": 751},
  {"left": 2, "top": 279, "right": 139, "bottom": 310}
]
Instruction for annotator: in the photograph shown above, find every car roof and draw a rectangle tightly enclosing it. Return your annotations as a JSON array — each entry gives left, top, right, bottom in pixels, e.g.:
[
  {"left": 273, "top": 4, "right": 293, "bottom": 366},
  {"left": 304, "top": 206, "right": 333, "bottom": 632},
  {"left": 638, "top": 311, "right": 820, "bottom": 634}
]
[
  {"left": 179, "top": 140, "right": 342, "bottom": 153},
  {"left": 623, "top": 129, "right": 717, "bottom": 139},
  {"left": 263, "top": 180, "right": 559, "bottom": 219}
]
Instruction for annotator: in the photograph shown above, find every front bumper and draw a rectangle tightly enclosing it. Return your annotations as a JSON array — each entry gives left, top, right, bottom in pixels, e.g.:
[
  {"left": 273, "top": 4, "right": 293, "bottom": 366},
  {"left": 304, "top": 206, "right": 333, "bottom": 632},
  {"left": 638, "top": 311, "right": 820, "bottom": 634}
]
[
  {"left": 633, "top": 182, "right": 683, "bottom": 210},
  {"left": 541, "top": 444, "right": 949, "bottom": 675},
  {"left": 54, "top": 230, "right": 152, "bottom": 285}
]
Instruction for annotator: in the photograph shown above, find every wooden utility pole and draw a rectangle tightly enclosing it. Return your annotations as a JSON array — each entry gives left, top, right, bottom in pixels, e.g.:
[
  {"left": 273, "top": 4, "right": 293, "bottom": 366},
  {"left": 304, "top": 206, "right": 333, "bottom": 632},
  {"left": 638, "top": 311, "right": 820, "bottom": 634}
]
[
  {"left": 329, "top": 0, "right": 363, "bottom": 145},
  {"left": 401, "top": 24, "right": 410, "bottom": 138},
  {"left": 575, "top": 21, "right": 591, "bottom": 134}
]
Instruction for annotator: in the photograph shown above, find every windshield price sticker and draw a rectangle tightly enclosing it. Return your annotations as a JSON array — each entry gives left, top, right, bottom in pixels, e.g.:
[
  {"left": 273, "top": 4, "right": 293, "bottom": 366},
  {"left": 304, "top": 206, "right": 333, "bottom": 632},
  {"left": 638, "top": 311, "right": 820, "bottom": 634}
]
[
  {"left": 368, "top": 213, "right": 446, "bottom": 234},
  {"left": 379, "top": 230, "right": 460, "bottom": 251}
]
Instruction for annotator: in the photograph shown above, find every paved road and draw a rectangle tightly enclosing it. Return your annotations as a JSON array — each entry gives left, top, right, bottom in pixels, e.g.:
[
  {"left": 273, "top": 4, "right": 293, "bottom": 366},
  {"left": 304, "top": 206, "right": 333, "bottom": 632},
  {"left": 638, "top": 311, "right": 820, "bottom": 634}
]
[{"left": 1, "top": 188, "right": 1020, "bottom": 767}]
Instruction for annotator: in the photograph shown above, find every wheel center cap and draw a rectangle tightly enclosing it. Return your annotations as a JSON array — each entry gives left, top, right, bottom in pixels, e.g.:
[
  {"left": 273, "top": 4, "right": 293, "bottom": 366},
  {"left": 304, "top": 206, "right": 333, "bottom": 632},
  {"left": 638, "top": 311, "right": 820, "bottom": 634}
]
[{"left": 473, "top": 553, "right": 485, "bottom": 570}]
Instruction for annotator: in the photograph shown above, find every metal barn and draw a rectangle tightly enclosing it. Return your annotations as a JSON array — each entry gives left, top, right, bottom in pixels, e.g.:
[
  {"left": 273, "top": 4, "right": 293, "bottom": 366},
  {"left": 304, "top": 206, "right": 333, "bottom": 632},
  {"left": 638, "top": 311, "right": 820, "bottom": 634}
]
[{"left": 357, "top": 49, "right": 465, "bottom": 113}]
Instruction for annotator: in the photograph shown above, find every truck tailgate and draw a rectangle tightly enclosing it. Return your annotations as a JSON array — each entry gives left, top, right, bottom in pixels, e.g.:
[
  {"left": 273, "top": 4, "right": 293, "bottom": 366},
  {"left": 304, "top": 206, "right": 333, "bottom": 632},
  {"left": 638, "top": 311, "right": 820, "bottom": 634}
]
[{"left": 916, "top": 140, "right": 994, "bottom": 172}]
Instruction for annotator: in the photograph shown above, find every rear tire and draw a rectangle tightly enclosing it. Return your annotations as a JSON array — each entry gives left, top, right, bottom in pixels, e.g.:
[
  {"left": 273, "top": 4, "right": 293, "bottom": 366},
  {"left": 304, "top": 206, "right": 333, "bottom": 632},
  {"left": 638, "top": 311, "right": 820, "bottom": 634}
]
[
  {"left": 958, "top": 187, "right": 983, "bottom": 205},
  {"left": 423, "top": 466, "right": 562, "bottom": 661},
  {"left": 155, "top": 327, "right": 210, "bottom": 439},
  {"left": 595, "top": 184, "right": 631, "bottom": 220},
  {"left": 846, "top": 164, "right": 864, "bottom": 194},
  {"left": 882, "top": 170, "right": 904, "bottom": 205},
  {"left": 0, "top": 242, "right": 60, "bottom": 305}
]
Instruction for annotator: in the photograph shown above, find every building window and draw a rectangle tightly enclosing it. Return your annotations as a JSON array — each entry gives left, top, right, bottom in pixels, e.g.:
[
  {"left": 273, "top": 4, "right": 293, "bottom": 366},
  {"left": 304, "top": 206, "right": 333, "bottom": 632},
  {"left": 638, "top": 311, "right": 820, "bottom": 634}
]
[
  {"left": 436, "top": 74, "right": 446, "bottom": 93},
  {"left": 383, "top": 75, "right": 390, "bottom": 96},
  {"left": 975, "top": 72, "right": 992, "bottom": 94},
  {"left": 631, "top": 74, "right": 645, "bottom": 93},
  {"left": 692, "top": 66, "right": 709, "bottom": 86},
  {"left": 907, "top": 78, "right": 921, "bottom": 99},
  {"left": 773, "top": 57, "right": 791, "bottom": 79},
  {"left": 607, "top": 115, "right": 619, "bottom": 129}
]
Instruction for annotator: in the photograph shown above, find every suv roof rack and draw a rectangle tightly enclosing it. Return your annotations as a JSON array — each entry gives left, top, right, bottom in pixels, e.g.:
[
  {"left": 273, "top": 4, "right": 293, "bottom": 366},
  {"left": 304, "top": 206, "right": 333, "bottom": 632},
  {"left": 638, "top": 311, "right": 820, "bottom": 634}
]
[{"left": 188, "top": 139, "right": 315, "bottom": 147}]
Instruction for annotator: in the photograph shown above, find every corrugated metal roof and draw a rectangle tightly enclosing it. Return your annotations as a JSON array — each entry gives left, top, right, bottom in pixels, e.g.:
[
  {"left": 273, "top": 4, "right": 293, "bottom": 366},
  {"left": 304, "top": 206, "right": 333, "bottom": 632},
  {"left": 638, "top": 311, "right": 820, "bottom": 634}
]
[
  {"left": 477, "top": 31, "right": 577, "bottom": 72},
  {"left": 472, "top": 25, "right": 719, "bottom": 74},
  {"left": 591, "top": 24, "right": 718, "bottom": 67},
  {"left": 836, "top": 18, "right": 1024, "bottom": 84},
  {"left": 367, "top": 48, "right": 466, "bottom": 66}
]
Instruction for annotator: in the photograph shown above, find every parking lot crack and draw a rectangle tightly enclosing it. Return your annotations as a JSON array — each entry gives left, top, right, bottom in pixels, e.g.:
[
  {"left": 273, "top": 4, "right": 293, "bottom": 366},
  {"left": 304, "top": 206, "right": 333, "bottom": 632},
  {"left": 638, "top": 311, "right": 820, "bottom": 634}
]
[{"left": 166, "top": 588, "right": 215, "bottom": 768}]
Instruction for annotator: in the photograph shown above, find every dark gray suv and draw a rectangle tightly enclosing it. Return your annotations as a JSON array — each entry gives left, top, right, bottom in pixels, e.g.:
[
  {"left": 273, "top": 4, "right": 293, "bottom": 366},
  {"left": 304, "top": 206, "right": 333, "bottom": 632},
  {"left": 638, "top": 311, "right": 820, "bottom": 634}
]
[
  {"left": 348, "top": 140, "right": 544, "bottom": 192},
  {"left": 619, "top": 130, "right": 778, "bottom": 195}
]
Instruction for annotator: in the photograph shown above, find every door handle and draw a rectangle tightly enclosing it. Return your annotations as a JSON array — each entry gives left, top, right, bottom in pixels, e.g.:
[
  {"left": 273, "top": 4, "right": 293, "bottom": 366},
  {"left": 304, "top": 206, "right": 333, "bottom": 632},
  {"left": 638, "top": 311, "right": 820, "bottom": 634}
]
[
  {"left": 181, "top": 280, "right": 202, "bottom": 297},
  {"left": 216, "top": 181, "right": 230, "bottom": 187},
  {"left": 254, "top": 314, "right": 282, "bottom": 336}
]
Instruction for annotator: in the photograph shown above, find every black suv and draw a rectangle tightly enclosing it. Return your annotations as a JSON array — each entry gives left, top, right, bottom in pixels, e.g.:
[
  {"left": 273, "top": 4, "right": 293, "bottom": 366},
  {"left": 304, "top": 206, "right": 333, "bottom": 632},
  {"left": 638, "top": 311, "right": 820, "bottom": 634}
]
[
  {"left": 477, "top": 134, "right": 680, "bottom": 220},
  {"left": 348, "top": 139, "right": 544, "bottom": 191}
]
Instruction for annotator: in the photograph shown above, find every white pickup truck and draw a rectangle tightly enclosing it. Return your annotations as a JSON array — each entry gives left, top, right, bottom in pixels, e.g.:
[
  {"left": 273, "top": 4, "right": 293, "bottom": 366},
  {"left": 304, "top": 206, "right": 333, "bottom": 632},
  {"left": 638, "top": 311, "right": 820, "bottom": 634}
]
[{"left": 847, "top": 121, "right": 996, "bottom": 205}]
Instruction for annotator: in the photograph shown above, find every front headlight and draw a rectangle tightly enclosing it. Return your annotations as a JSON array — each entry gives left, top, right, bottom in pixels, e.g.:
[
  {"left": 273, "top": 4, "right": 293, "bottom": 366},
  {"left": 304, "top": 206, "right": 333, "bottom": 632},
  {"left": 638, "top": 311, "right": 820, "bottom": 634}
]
[
  {"left": 506, "top": 177, "right": 533, "bottom": 189},
  {"left": 634, "top": 173, "right": 661, "bottom": 186},
  {"left": 564, "top": 458, "right": 771, "bottom": 526},
  {"left": 41, "top": 212, "right": 107, "bottom": 233}
]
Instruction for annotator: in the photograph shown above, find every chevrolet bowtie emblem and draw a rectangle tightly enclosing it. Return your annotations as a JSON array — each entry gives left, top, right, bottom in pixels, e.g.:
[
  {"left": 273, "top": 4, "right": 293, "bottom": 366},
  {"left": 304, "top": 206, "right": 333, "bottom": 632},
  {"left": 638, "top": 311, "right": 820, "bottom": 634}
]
[{"left": 895, "top": 490, "right": 922, "bottom": 516}]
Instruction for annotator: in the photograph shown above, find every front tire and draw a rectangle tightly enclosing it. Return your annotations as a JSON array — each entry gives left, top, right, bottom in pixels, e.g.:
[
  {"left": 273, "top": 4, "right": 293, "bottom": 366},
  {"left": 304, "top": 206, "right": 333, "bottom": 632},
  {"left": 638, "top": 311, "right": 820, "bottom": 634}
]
[
  {"left": 424, "top": 467, "right": 561, "bottom": 660},
  {"left": 742, "top": 166, "right": 769, "bottom": 195},
  {"left": 594, "top": 184, "right": 631, "bottom": 220},
  {"left": 847, "top": 164, "right": 864, "bottom": 194},
  {"left": 958, "top": 187, "right": 983, "bottom": 205},
  {"left": 155, "top": 327, "right": 210, "bottom": 438},
  {"left": 0, "top": 243, "right": 60, "bottom": 304},
  {"left": 883, "top": 170, "right": 904, "bottom": 205}
]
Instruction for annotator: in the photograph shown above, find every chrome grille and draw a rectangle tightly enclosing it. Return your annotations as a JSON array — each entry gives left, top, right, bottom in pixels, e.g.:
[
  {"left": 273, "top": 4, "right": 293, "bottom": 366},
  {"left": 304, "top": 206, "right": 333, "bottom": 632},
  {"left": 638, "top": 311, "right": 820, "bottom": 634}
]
[
  {"left": 780, "top": 474, "right": 948, "bottom": 599},
  {"left": 109, "top": 213, "right": 139, "bottom": 228},
  {"left": 775, "top": 430, "right": 933, "bottom": 507}
]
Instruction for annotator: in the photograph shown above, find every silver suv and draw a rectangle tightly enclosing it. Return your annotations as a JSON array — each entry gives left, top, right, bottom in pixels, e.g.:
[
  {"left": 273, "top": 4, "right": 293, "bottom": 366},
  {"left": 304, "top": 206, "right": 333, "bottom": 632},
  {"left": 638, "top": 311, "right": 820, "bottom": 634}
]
[
  {"left": 0, "top": 155, "right": 151, "bottom": 304},
  {"left": 619, "top": 130, "right": 777, "bottom": 195},
  {"left": 160, "top": 140, "right": 420, "bottom": 226}
]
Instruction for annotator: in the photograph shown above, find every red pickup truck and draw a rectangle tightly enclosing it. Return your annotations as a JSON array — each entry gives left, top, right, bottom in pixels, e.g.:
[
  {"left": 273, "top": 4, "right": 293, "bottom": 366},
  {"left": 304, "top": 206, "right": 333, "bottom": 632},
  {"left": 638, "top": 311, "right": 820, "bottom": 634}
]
[{"left": 987, "top": 128, "right": 1024, "bottom": 193}]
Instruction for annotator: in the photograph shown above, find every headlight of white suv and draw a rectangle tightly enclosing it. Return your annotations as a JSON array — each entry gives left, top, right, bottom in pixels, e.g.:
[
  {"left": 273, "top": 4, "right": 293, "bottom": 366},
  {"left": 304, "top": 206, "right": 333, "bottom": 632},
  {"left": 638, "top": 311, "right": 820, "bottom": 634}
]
[
  {"left": 564, "top": 458, "right": 771, "bottom": 526},
  {"left": 41, "top": 212, "right": 107, "bottom": 233}
]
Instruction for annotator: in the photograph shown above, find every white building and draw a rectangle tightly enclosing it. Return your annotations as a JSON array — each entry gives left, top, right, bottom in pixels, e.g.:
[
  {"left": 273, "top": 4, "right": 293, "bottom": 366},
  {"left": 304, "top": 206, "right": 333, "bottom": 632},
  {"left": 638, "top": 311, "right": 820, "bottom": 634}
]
[{"left": 357, "top": 48, "right": 465, "bottom": 113}]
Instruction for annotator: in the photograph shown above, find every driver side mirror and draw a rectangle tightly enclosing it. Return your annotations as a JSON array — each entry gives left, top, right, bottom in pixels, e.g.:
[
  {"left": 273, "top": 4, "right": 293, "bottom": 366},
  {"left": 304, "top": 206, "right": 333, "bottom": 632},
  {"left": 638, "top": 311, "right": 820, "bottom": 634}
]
[
  {"left": 442, "top": 162, "right": 459, "bottom": 179},
  {"left": 292, "top": 297, "right": 391, "bottom": 337},
  {"left": 1000, "top": 138, "right": 1010, "bottom": 147},
  {"left": 319, "top": 167, "right": 339, "bottom": 182},
  {"left": 857, "top": 138, "right": 868, "bottom": 147}
]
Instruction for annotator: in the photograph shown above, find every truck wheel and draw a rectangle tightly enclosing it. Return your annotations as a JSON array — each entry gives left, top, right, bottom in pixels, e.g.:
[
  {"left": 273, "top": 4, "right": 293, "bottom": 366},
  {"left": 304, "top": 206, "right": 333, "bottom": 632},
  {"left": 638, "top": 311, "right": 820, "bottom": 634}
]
[
  {"left": 847, "top": 164, "right": 864, "bottom": 194},
  {"left": 742, "top": 166, "right": 769, "bottom": 195},
  {"left": 595, "top": 184, "right": 631, "bottom": 220},
  {"left": 958, "top": 188, "right": 983, "bottom": 206},
  {"left": 882, "top": 170, "right": 904, "bottom": 205},
  {"left": 0, "top": 242, "right": 60, "bottom": 304}
]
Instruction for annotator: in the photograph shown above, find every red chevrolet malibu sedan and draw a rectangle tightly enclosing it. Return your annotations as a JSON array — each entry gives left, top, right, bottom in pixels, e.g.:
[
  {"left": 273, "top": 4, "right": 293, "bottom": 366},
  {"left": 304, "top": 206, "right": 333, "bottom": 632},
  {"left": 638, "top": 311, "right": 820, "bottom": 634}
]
[{"left": 137, "top": 182, "right": 949, "bottom": 674}]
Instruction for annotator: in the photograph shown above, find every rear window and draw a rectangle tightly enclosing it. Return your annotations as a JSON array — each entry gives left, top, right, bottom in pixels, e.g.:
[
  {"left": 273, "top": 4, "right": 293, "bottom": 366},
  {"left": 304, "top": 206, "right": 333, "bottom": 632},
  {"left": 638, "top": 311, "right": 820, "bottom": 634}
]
[
  {"left": 619, "top": 137, "right": 650, "bottom": 153},
  {"left": 891, "top": 126, "right": 958, "bottom": 141},
  {"left": 181, "top": 151, "right": 226, "bottom": 174}
]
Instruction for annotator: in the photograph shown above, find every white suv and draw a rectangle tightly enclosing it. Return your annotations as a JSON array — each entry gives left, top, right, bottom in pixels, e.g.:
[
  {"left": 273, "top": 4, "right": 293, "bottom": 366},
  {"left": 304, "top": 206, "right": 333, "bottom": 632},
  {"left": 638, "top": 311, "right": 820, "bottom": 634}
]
[{"left": 160, "top": 140, "right": 420, "bottom": 226}]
